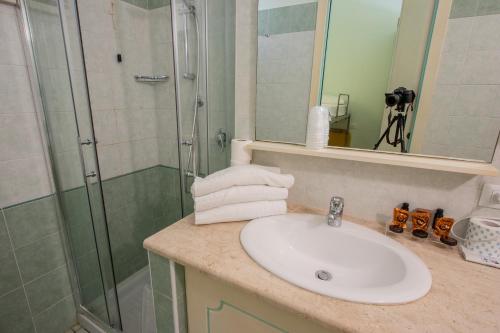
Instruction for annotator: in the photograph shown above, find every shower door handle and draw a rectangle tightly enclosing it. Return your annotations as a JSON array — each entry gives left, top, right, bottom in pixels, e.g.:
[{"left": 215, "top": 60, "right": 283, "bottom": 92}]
[
  {"left": 80, "top": 138, "right": 97, "bottom": 145},
  {"left": 85, "top": 171, "right": 97, "bottom": 178},
  {"left": 181, "top": 138, "right": 193, "bottom": 146}
]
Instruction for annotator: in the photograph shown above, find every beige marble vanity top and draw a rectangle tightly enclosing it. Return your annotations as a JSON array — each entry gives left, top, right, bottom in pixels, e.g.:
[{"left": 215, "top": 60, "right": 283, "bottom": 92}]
[{"left": 144, "top": 205, "right": 500, "bottom": 333}]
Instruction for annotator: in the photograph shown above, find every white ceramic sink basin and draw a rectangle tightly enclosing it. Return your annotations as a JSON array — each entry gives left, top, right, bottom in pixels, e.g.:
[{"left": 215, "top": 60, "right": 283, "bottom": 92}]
[{"left": 240, "top": 213, "right": 432, "bottom": 304}]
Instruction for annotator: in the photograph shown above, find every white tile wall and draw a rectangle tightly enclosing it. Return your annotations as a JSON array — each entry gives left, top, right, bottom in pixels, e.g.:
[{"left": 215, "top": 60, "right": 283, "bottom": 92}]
[
  {"left": 235, "top": 0, "right": 500, "bottom": 223},
  {"left": 150, "top": 5, "right": 179, "bottom": 170},
  {"left": 0, "top": 4, "right": 52, "bottom": 208},
  {"left": 235, "top": 0, "right": 258, "bottom": 140},
  {"left": 0, "top": 65, "right": 35, "bottom": 114},
  {"left": 423, "top": 13, "right": 500, "bottom": 161},
  {"left": 256, "top": 31, "right": 314, "bottom": 143},
  {"left": 0, "top": 7, "right": 24, "bottom": 67},
  {"left": 254, "top": 151, "right": 484, "bottom": 222},
  {"left": 78, "top": 0, "right": 179, "bottom": 178}
]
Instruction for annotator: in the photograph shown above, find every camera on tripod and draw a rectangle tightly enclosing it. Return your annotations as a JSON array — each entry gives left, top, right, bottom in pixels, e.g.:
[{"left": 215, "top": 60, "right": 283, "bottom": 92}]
[
  {"left": 385, "top": 87, "right": 416, "bottom": 110},
  {"left": 374, "top": 87, "right": 416, "bottom": 153}
]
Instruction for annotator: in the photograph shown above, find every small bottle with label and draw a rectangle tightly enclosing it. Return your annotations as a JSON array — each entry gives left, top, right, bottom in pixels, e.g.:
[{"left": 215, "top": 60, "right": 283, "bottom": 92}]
[
  {"left": 411, "top": 208, "right": 432, "bottom": 238},
  {"left": 434, "top": 216, "right": 458, "bottom": 246},
  {"left": 389, "top": 202, "right": 410, "bottom": 234}
]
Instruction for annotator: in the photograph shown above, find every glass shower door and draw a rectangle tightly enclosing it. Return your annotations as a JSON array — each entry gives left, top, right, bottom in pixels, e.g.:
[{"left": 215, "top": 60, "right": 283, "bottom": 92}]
[
  {"left": 21, "top": 0, "right": 122, "bottom": 329},
  {"left": 22, "top": 0, "right": 235, "bottom": 330},
  {"left": 73, "top": 0, "right": 185, "bottom": 331}
]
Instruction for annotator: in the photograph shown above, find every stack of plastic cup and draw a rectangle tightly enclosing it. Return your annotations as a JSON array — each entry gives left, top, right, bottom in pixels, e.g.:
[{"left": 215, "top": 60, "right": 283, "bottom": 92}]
[
  {"left": 322, "top": 106, "right": 330, "bottom": 145},
  {"left": 306, "top": 106, "right": 329, "bottom": 149}
]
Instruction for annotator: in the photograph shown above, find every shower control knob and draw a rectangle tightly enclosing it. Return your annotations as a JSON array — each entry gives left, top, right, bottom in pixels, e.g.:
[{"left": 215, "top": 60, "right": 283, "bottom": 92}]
[
  {"left": 85, "top": 171, "right": 97, "bottom": 178},
  {"left": 182, "top": 139, "right": 193, "bottom": 146}
]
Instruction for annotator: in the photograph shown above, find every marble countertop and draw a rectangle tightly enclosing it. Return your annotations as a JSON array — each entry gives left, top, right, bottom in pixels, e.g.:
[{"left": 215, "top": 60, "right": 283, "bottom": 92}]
[{"left": 143, "top": 206, "right": 500, "bottom": 333}]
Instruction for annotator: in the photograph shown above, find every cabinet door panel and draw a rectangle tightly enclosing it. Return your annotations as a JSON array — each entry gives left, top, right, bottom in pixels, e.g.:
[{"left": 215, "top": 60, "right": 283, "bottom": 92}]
[{"left": 186, "top": 267, "right": 336, "bottom": 333}]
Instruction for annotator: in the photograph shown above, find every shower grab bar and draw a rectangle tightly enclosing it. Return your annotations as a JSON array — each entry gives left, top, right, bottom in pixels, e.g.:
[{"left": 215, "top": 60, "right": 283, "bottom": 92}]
[
  {"left": 183, "top": 7, "right": 196, "bottom": 80},
  {"left": 134, "top": 75, "right": 169, "bottom": 83}
]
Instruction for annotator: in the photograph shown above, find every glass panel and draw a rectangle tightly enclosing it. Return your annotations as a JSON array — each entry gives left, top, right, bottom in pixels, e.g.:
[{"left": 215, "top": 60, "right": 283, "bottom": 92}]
[
  {"left": 73, "top": 0, "right": 183, "bottom": 331},
  {"left": 206, "top": 0, "right": 235, "bottom": 173},
  {"left": 23, "top": 0, "right": 121, "bottom": 328},
  {"left": 171, "top": 0, "right": 209, "bottom": 215}
]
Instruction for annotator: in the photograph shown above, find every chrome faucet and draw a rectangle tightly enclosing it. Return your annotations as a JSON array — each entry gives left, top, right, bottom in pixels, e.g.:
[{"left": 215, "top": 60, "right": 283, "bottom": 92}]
[{"left": 327, "top": 196, "right": 344, "bottom": 227}]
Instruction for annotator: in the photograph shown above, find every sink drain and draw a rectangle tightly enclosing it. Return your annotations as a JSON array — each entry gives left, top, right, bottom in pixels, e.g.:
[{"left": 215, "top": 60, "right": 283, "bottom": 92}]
[{"left": 315, "top": 270, "right": 332, "bottom": 281}]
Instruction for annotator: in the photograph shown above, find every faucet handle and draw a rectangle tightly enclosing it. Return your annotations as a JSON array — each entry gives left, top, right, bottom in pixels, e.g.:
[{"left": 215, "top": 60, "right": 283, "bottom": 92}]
[
  {"left": 327, "top": 196, "right": 344, "bottom": 227},
  {"left": 330, "top": 196, "right": 344, "bottom": 213}
]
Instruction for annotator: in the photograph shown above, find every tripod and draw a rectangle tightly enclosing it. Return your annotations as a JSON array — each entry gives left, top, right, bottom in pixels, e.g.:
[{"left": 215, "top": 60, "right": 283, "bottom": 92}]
[{"left": 373, "top": 103, "right": 412, "bottom": 153}]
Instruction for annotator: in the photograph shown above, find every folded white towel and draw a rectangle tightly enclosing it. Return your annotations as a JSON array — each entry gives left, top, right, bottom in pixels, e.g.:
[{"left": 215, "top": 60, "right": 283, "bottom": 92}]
[
  {"left": 194, "top": 185, "right": 288, "bottom": 212},
  {"left": 203, "top": 164, "right": 281, "bottom": 179},
  {"left": 191, "top": 165, "right": 294, "bottom": 197},
  {"left": 194, "top": 200, "right": 287, "bottom": 225}
]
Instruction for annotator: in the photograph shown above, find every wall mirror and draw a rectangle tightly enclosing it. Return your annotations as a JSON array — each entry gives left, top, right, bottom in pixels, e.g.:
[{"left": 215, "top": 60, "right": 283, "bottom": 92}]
[{"left": 255, "top": 0, "right": 500, "bottom": 163}]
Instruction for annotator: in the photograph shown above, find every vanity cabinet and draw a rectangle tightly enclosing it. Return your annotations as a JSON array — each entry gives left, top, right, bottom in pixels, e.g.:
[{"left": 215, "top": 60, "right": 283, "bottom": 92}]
[{"left": 185, "top": 267, "right": 334, "bottom": 333}]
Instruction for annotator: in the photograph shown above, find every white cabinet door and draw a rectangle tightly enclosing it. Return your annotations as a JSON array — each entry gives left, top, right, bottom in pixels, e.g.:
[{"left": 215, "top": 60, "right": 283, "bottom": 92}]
[{"left": 186, "top": 267, "right": 336, "bottom": 333}]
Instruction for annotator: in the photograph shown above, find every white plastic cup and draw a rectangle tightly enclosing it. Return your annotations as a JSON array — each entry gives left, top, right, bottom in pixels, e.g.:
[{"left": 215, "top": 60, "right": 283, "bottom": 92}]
[{"left": 306, "top": 106, "right": 328, "bottom": 149}]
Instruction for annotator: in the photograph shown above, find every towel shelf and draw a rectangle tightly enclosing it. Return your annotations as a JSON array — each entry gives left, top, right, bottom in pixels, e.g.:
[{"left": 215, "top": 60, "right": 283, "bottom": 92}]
[{"left": 134, "top": 75, "right": 169, "bottom": 83}]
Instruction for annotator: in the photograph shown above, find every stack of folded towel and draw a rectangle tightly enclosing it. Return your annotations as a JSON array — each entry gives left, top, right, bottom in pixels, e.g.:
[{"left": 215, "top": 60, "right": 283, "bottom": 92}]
[{"left": 191, "top": 165, "right": 295, "bottom": 225}]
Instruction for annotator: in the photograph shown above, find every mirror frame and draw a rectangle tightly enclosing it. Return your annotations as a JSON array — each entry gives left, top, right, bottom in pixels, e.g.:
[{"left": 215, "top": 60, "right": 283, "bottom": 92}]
[{"left": 252, "top": 0, "right": 499, "bottom": 176}]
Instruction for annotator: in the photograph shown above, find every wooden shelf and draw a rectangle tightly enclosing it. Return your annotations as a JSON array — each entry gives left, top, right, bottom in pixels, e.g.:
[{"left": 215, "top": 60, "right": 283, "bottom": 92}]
[{"left": 248, "top": 141, "right": 499, "bottom": 176}]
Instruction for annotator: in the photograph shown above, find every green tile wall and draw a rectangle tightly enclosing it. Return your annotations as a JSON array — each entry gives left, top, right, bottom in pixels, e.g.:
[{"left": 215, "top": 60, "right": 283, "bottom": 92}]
[
  {"left": 258, "top": 2, "right": 318, "bottom": 36},
  {"left": 103, "top": 166, "right": 182, "bottom": 283},
  {"left": 149, "top": 252, "right": 188, "bottom": 333},
  {"left": 58, "top": 185, "right": 110, "bottom": 323},
  {"left": 32, "top": 0, "right": 57, "bottom": 6},
  {"left": 120, "top": 0, "right": 171, "bottom": 10},
  {"left": 0, "top": 288, "right": 35, "bottom": 333},
  {"left": 0, "top": 197, "right": 76, "bottom": 333},
  {"left": 0, "top": 165, "right": 183, "bottom": 332},
  {"left": 477, "top": 0, "right": 500, "bottom": 15},
  {"left": 450, "top": 0, "right": 500, "bottom": 18},
  {"left": 33, "top": 296, "right": 76, "bottom": 333},
  {"left": 149, "top": 0, "right": 171, "bottom": 10}
]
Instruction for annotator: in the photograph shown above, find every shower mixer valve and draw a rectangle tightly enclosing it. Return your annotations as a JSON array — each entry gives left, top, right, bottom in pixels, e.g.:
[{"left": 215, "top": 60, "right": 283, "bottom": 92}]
[{"left": 216, "top": 129, "right": 228, "bottom": 152}]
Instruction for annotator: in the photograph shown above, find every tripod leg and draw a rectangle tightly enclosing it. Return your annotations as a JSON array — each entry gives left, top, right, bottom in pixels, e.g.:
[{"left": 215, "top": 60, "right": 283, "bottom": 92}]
[
  {"left": 398, "top": 116, "right": 406, "bottom": 153},
  {"left": 374, "top": 116, "right": 398, "bottom": 150}
]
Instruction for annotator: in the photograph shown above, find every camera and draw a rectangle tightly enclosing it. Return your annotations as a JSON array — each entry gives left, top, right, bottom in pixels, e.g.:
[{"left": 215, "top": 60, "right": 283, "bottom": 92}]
[
  {"left": 385, "top": 87, "right": 415, "bottom": 109},
  {"left": 374, "top": 87, "right": 416, "bottom": 153}
]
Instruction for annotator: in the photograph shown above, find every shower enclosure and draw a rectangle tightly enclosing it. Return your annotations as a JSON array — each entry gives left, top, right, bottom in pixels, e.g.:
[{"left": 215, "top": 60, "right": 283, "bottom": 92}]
[{"left": 19, "top": 0, "right": 235, "bottom": 331}]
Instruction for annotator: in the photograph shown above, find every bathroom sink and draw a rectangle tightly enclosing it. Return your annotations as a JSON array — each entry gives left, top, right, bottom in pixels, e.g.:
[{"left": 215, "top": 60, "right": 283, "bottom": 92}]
[{"left": 240, "top": 213, "right": 431, "bottom": 304}]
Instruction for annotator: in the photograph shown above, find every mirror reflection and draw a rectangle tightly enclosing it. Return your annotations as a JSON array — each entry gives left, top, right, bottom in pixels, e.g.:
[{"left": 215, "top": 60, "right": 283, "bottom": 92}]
[
  {"left": 321, "top": 0, "right": 433, "bottom": 153},
  {"left": 255, "top": 0, "right": 500, "bottom": 162}
]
